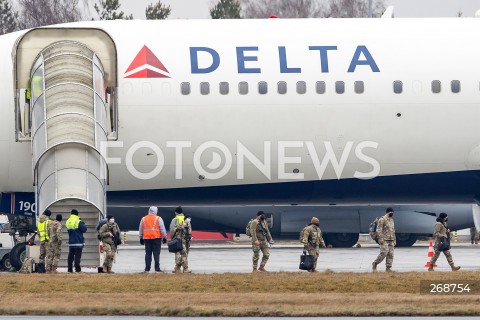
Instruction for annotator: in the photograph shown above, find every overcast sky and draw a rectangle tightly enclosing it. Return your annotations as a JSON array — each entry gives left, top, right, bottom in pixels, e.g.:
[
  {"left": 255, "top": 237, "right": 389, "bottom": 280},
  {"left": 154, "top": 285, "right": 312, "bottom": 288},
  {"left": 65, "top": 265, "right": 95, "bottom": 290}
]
[{"left": 114, "top": 0, "right": 480, "bottom": 19}]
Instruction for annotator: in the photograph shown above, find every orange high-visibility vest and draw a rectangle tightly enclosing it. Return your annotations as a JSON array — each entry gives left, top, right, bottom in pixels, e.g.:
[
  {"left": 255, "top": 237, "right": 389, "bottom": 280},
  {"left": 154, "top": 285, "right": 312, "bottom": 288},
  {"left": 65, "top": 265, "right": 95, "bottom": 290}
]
[{"left": 141, "top": 215, "right": 162, "bottom": 239}]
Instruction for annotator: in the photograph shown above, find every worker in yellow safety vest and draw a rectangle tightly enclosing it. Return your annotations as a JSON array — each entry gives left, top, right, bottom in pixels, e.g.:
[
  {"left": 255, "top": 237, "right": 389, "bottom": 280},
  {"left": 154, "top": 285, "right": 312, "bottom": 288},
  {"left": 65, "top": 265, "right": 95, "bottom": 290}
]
[
  {"left": 37, "top": 209, "right": 52, "bottom": 273},
  {"left": 65, "top": 209, "right": 87, "bottom": 273}
]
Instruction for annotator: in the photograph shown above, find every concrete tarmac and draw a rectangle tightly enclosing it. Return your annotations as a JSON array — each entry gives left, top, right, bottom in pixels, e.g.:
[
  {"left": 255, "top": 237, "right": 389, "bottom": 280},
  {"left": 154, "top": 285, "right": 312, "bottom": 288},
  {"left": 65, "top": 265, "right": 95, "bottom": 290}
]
[{"left": 93, "top": 243, "right": 480, "bottom": 274}]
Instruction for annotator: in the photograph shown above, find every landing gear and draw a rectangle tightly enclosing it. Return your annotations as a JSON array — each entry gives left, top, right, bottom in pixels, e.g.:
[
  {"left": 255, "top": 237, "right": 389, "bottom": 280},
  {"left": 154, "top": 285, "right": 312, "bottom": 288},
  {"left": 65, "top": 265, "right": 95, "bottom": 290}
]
[
  {"left": 324, "top": 233, "right": 359, "bottom": 248},
  {"left": 395, "top": 233, "right": 417, "bottom": 247}
]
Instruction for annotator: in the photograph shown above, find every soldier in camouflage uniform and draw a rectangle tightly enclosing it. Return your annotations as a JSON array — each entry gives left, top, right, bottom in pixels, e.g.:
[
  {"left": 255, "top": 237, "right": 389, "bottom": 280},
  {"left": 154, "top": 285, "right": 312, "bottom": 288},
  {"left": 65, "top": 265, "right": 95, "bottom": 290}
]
[
  {"left": 99, "top": 215, "right": 121, "bottom": 273},
  {"left": 184, "top": 215, "right": 192, "bottom": 255},
  {"left": 37, "top": 209, "right": 52, "bottom": 271},
  {"left": 46, "top": 214, "right": 63, "bottom": 274},
  {"left": 470, "top": 227, "right": 479, "bottom": 244},
  {"left": 372, "top": 208, "right": 396, "bottom": 272},
  {"left": 172, "top": 216, "right": 192, "bottom": 273},
  {"left": 429, "top": 212, "right": 461, "bottom": 271},
  {"left": 250, "top": 211, "right": 274, "bottom": 272},
  {"left": 301, "top": 217, "right": 326, "bottom": 272}
]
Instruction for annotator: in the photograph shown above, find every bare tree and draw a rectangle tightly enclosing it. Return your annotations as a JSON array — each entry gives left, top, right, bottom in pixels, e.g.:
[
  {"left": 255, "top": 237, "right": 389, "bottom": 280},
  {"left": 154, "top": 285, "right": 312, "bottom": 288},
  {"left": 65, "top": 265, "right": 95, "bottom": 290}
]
[
  {"left": 326, "top": 0, "right": 385, "bottom": 18},
  {"left": 211, "top": 0, "right": 242, "bottom": 19},
  {"left": 0, "top": 0, "right": 18, "bottom": 35},
  {"left": 94, "top": 0, "right": 133, "bottom": 20},
  {"left": 242, "top": 0, "right": 325, "bottom": 18},
  {"left": 146, "top": 1, "right": 171, "bottom": 20},
  {"left": 17, "top": 0, "right": 84, "bottom": 29}
]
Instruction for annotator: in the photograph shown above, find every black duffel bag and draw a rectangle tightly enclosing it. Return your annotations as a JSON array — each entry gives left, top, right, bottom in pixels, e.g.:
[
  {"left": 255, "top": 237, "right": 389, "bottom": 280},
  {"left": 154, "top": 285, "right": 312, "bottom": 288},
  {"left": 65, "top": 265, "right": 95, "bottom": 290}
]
[
  {"left": 299, "top": 251, "right": 315, "bottom": 271},
  {"left": 167, "top": 237, "right": 183, "bottom": 253},
  {"left": 437, "top": 236, "right": 451, "bottom": 252}
]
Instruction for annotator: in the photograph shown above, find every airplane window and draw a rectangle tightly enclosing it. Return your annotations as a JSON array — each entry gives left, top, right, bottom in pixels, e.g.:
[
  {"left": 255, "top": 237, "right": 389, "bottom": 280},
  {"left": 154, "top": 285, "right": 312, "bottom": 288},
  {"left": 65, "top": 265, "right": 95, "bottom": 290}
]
[
  {"left": 297, "top": 81, "right": 307, "bottom": 94},
  {"left": 200, "top": 82, "right": 210, "bottom": 95},
  {"left": 432, "top": 80, "right": 441, "bottom": 93},
  {"left": 335, "top": 81, "right": 345, "bottom": 94},
  {"left": 239, "top": 81, "right": 248, "bottom": 95},
  {"left": 220, "top": 82, "right": 229, "bottom": 95},
  {"left": 451, "top": 80, "right": 460, "bottom": 93},
  {"left": 393, "top": 81, "right": 402, "bottom": 94},
  {"left": 181, "top": 82, "right": 190, "bottom": 95},
  {"left": 316, "top": 81, "right": 326, "bottom": 94},
  {"left": 354, "top": 81, "right": 364, "bottom": 94},
  {"left": 278, "top": 81, "right": 287, "bottom": 94},
  {"left": 258, "top": 81, "right": 268, "bottom": 94}
]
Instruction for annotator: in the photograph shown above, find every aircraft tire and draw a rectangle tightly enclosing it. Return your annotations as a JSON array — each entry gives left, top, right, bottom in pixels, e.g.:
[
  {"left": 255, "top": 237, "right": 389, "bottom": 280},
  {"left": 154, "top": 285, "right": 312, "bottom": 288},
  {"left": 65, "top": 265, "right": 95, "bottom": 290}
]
[
  {"left": 10, "top": 242, "right": 27, "bottom": 271},
  {"left": 325, "top": 233, "right": 359, "bottom": 248},
  {"left": 395, "top": 233, "right": 417, "bottom": 247}
]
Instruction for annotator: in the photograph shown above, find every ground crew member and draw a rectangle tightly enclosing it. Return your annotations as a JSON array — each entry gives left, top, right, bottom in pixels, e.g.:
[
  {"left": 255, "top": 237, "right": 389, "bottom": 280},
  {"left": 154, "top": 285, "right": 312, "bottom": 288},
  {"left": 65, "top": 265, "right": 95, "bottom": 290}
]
[
  {"left": 372, "top": 207, "right": 396, "bottom": 272},
  {"left": 66, "top": 209, "right": 88, "bottom": 273},
  {"left": 169, "top": 206, "right": 185, "bottom": 237},
  {"left": 470, "top": 227, "right": 479, "bottom": 244},
  {"left": 250, "top": 211, "right": 274, "bottom": 272},
  {"left": 46, "top": 214, "right": 63, "bottom": 274},
  {"left": 171, "top": 213, "right": 192, "bottom": 273},
  {"left": 301, "top": 217, "right": 326, "bottom": 272},
  {"left": 99, "top": 215, "right": 121, "bottom": 273},
  {"left": 31, "top": 73, "right": 43, "bottom": 101},
  {"left": 37, "top": 209, "right": 52, "bottom": 272},
  {"left": 139, "top": 206, "right": 167, "bottom": 273},
  {"left": 429, "top": 212, "right": 461, "bottom": 271}
]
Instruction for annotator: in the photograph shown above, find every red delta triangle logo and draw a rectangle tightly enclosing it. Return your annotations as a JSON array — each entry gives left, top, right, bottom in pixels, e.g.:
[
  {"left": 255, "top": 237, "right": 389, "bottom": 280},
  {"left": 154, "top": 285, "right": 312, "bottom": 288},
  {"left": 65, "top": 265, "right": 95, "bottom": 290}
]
[{"left": 124, "top": 45, "right": 171, "bottom": 78}]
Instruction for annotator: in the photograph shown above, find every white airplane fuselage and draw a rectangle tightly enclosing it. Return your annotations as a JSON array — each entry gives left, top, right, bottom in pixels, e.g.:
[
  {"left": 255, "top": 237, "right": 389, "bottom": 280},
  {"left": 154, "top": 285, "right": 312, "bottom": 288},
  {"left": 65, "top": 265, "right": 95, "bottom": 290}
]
[{"left": 1, "top": 19, "right": 480, "bottom": 205}]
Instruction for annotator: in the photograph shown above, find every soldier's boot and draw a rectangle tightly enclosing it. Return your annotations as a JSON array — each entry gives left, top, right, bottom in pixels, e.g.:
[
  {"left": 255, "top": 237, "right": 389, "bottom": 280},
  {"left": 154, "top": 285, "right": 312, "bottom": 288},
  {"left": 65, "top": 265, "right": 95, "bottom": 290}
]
[
  {"left": 252, "top": 267, "right": 258, "bottom": 272},
  {"left": 386, "top": 267, "right": 393, "bottom": 272},
  {"left": 258, "top": 266, "right": 268, "bottom": 272},
  {"left": 101, "top": 263, "right": 108, "bottom": 273},
  {"left": 172, "top": 266, "right": 181, "bottom": 274},
  {"left": 451, "top": 265, "right": 461, "bottom": 271},
  {"left": 311, "top": 269, "right": 319, "bottom": 273},
  {"left": 372, "top": 262, "right": 377, "bottom": 272},
  {"left": 428, "top": 265, "right": 434, "bottom": 271},
  {"left": 183, "top": 268, "right": 191, "bottom": 273}
]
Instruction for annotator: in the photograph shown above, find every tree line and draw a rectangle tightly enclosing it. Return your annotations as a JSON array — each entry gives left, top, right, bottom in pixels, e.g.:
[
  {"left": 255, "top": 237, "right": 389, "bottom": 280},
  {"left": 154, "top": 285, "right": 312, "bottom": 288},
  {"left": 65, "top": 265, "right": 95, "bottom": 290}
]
[{"left": 1, "top": 0, "right": 385, "bottom": 36}]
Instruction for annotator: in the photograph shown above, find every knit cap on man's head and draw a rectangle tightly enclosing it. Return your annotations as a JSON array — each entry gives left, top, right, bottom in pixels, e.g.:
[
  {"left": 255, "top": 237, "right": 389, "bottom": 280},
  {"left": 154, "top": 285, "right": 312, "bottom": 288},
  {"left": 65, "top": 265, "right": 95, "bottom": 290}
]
[
  {"left": 175, "top": 206, "right": 183, "bottom": 214},
  {"left": 44, "top": 210, "right": 51, "bottom": 217}
]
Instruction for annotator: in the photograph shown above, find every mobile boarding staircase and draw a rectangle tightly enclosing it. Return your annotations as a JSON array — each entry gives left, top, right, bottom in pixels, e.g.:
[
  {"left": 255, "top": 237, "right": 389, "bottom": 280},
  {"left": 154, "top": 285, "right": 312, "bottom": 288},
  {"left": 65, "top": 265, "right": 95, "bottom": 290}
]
[{"left": 14, "top": 29, "right": 118, "bottom": 268}]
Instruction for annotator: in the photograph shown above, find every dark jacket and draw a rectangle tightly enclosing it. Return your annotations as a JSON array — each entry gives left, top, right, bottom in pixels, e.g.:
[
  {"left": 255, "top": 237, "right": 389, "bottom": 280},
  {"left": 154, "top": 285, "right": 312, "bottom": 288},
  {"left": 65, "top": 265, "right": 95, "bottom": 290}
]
[{"left": 66, "top": 214, "right": 88, "bottom": 247}]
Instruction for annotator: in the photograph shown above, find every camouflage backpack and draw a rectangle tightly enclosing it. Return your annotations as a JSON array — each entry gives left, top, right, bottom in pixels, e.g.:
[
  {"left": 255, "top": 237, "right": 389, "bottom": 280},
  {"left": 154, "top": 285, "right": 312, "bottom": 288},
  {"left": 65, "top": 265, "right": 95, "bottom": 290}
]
[
  {"left": 18, "top": 258, "right": 34, "bottom": 274},
  {"left": 245, "top": 219, "right": 254, "bottom": 237},
  {"left": 369, "top": 217, "right": 382, "bottom": 243}
]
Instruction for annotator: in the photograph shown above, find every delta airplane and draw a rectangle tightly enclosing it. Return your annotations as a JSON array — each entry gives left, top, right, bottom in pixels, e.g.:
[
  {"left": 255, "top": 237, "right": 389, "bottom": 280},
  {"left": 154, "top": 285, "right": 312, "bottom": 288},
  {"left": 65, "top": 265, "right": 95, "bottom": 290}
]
[{"left": 0, "top": 17, "right": 479, "bottom": 253}]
